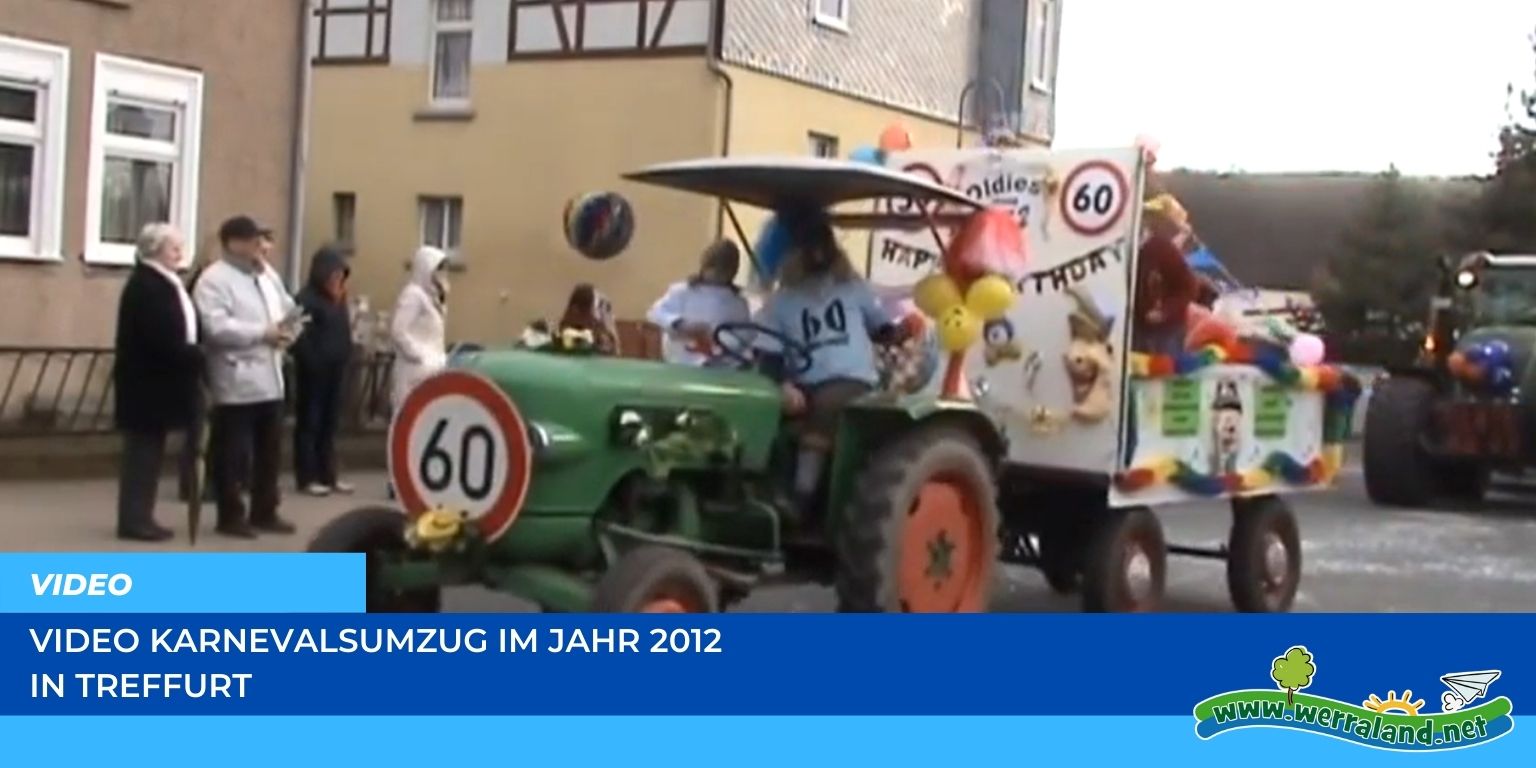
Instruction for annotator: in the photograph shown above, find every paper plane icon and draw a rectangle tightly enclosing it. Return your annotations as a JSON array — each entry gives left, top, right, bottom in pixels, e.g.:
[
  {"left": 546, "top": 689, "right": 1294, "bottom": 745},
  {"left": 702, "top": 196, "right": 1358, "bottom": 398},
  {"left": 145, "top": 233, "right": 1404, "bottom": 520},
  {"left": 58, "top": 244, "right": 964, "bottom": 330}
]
[{"left": 1440, "top": 670, "right": 1501, "bottom": 712}]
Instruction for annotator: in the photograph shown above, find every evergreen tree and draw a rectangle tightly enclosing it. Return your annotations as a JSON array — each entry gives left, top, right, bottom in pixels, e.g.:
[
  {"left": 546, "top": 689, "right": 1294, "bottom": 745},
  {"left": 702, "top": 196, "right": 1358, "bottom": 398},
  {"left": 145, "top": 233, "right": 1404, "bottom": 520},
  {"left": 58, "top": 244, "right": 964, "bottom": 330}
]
[
  {"left": 1314, "top": 166, "right": 1441, "bottom": 364},
  {"left": 1449, "top": 28, "right": 1536, "bottom": 253}
]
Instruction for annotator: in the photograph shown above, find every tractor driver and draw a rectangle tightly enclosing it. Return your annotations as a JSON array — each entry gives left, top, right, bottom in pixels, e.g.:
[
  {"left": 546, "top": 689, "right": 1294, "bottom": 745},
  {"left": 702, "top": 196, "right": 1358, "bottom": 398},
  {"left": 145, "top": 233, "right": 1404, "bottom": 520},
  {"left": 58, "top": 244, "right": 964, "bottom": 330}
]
[{"left": 755, "top": 207, "right": 908, "bottom": 516}]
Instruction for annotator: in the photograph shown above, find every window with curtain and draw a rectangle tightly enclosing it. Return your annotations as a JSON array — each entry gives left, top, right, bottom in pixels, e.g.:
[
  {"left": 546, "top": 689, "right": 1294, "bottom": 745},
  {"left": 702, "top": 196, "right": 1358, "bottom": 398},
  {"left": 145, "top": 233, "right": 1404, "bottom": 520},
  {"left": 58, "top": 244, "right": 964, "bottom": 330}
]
[
  {"left": 419, "top": 195, "right": 463, "bottom": 261},
  {"left": 431, "top": 0, "right": 473, "bottom": 104}
]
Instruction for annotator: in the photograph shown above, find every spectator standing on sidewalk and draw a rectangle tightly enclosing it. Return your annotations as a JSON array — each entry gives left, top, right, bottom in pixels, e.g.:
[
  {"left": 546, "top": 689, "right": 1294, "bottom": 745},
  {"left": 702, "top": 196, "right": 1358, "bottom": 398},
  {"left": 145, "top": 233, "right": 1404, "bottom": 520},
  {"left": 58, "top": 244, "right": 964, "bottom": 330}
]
[
  {"left": 390, "top": 246, "right": 450, "bottom": 411},
  {"left": 292, "top": 244, "right": 355, "bottom": 496},
  {"left": 193, "top": 215, "right": 303, "bottom": 538},
  {"left": 113, "top": 223, "right": 201, "bottom": 542}
]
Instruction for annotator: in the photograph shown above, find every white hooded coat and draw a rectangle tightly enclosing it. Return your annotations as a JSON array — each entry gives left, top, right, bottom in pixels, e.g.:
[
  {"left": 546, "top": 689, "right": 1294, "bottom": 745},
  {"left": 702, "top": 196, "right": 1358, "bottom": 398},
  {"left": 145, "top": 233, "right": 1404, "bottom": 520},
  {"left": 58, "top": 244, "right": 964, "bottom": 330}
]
[{"left": 390, "top": 247, "right": 449, "bottom": 410}]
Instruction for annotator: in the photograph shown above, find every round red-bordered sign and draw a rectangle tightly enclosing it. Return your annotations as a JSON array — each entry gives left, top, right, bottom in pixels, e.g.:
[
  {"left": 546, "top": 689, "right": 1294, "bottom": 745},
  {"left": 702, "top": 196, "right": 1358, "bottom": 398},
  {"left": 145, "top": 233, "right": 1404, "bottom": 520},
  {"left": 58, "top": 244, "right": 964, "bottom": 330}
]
[
  {"left": 388, "top": 370, "right": 532, "bottom": 543},
  {"left": 1059, "top": 160, "right": 1130, "bottom": 237}
]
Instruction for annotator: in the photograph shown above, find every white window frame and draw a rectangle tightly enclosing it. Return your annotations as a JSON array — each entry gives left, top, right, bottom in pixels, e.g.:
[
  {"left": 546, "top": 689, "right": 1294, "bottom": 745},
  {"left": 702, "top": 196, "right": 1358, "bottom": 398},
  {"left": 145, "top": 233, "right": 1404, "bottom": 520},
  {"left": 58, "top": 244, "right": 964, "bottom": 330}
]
[
  {"left": 418, "top": 195, "right": 462, "bottom": 261},
  {"left": 811, "top": 0, "right": 850, "bottom": 32},
  {"left": 84, "top": 54, "right": 203, "bottom": 267},
  {"left": 808, "top": 131, "right": 839, "bottom": 158},
  {"left": 0, "top": 35, "right": 69, "bottom": 262},
  {"left": 1029, "top": 0, "right": 1059, "bottom": 94},
  {"left": 428, "top": 0, "right": 474, "bottom": 108}
]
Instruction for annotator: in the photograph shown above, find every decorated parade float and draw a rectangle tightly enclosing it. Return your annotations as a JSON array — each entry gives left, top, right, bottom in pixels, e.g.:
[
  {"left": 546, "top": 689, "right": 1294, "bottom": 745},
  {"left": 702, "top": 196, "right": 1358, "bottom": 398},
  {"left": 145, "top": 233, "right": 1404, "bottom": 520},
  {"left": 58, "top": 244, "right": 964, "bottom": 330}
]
[{"left": 306, "top": 123, "right": 1360, "bottom": 614}]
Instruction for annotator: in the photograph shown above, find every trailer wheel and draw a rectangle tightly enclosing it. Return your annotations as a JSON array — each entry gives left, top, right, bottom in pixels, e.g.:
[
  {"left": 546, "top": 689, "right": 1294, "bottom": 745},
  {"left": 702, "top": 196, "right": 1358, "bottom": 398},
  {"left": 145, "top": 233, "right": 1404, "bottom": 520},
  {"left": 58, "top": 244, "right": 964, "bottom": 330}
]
[
  {"left": 1080, "top": 506, "right": 1166, "bottom": 612},
  {"left": 307, "top": 506, "right": 441, "bottom": 613},
  {"left": 836, "top": 426, "right": 999, "bottom": 613},
  {"left": 592, "top": 545, "right": 719, "bottom": 613},
  {"left": 1363, "top": 377, "right": 1439, "bottom": 507},
  {"left": 1226, "top": 495, "right": 1301, "bottom": 612}
]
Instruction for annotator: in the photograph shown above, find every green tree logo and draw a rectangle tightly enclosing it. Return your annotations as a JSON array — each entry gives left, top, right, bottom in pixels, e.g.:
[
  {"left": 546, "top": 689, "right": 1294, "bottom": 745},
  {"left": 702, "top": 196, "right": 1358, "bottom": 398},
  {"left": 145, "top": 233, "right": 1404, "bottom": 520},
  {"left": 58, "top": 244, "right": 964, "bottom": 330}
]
[{"left": 1271, "top": 646, "right": 1316, "bottom": 706}]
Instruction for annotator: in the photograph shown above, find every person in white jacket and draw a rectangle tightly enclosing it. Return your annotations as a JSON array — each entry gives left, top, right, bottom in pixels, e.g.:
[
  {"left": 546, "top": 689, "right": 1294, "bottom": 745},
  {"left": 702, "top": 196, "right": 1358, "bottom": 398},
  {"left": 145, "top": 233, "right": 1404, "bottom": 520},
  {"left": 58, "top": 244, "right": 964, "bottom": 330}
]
[
  {"left": 193, "top": 215, "right": 304, "bottom": 538},
  {"left": 390, "top": 246, "right": 450, "bottom": 410},
  {"left": 647, "top": 240, "right": 749, "bottom": 366}
]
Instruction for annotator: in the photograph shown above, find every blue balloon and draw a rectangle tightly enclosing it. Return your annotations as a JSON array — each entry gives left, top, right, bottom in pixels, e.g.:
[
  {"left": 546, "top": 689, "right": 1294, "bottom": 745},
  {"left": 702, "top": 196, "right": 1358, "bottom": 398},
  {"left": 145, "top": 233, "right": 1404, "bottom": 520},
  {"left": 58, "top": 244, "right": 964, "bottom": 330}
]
[
  {"left": 1483, "top": 339, "right": 1513, "bottom": 366},
  {"left": 849, "top": 146, "right": 885, "bottom": 165},
  {"left": 752, "top": 215, "right": 791, "bottom": 286},
  {"left": 1462, "top": 342, "right": 1489, "bottom": 364},
  {"left": 1490, "top": 366, "right": 1516, "bottom": 393}
]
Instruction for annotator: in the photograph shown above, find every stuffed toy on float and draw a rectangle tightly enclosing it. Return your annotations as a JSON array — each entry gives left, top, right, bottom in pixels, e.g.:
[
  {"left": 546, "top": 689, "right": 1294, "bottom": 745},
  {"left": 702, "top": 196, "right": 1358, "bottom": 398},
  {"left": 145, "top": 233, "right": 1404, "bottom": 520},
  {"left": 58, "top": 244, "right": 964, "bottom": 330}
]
[{"left": 911, "top": 207, "right": 1030, "bottom": 400}]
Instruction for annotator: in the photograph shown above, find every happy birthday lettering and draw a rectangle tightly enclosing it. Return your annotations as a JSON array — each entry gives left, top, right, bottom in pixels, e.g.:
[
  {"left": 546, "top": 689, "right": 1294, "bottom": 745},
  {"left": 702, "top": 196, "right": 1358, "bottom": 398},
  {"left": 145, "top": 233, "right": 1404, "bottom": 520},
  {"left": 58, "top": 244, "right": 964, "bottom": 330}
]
[{"left": 1016, "top": 244, "right": 1125, "bottom": 296}]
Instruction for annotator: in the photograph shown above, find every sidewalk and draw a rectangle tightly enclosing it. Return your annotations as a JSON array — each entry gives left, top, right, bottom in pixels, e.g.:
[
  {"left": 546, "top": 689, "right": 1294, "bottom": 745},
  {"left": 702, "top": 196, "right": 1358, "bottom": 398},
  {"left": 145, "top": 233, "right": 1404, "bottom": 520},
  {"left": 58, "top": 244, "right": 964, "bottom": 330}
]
[{"left": 0, "top": 470, "right": 390, "bottom": 552}]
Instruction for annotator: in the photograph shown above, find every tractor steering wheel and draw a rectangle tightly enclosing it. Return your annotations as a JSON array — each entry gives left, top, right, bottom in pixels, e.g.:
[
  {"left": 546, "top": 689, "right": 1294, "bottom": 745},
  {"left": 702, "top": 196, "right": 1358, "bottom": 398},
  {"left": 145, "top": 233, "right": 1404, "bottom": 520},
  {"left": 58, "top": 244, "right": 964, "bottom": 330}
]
[{"left": 712, "top": 321, "right": 814, "bottom": 378}]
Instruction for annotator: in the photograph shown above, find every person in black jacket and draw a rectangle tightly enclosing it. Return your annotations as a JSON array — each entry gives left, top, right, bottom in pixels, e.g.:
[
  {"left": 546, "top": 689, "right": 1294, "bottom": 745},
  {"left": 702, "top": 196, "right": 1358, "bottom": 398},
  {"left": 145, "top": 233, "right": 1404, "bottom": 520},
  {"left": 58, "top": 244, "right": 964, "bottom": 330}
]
[
  {"left": 113, "top": 223, "right": 203, "bottom": 542},
  {"left": 292, "top": 244, "right": 355, "bottom": 495}
]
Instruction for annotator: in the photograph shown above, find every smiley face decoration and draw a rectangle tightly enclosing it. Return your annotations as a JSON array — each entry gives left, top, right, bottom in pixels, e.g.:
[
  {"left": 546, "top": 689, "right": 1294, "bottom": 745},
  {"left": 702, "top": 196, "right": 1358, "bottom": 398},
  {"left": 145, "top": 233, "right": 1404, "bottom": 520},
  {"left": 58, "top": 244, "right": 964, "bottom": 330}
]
[{"left": 911, "top": 207, "right": 1029, "bottom": 400}]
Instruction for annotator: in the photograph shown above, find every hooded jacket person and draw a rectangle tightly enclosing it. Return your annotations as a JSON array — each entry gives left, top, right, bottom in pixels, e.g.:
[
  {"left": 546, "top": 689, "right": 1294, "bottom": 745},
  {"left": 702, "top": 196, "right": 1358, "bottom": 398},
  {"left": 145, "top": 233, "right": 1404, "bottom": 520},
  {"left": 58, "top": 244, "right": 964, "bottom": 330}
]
[
  {"left": 391, "top": 246, "right": 450, "bottom": 410},
  {"left": 647, "top": 240, "right": 750, "bottom": 366},
  {"left": 291, "top": 245, "right": 354, "bottom": 495}
]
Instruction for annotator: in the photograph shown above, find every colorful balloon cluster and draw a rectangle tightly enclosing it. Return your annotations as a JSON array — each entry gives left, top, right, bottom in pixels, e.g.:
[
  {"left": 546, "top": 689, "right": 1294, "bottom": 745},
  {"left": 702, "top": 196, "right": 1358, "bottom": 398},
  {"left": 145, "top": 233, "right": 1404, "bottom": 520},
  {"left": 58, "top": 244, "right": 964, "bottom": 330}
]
[
  {"left": 1449, "top": 339, "right": 1517, "bottom": 395},
  {"left": 847, "top": 122, "right": 914, "bottom": 167},
  {"left": 910, "top": 207, "right": 1027, "bottom": 353}
]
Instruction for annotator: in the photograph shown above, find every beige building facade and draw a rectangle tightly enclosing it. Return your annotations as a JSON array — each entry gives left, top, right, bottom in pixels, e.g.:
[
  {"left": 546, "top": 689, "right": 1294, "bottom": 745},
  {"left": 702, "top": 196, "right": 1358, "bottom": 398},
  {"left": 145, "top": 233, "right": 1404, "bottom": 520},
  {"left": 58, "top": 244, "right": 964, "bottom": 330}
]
[{"left": 303, "top": 0, "right": 1062, "bottom": 345}]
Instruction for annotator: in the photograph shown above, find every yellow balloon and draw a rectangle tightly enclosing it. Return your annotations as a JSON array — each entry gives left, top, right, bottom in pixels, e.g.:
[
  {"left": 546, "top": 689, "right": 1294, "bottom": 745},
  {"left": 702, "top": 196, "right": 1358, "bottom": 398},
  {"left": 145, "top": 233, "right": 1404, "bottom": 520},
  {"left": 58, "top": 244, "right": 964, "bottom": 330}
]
[
  {"left": 913, "top": 274, "right": 963, "bottom": 318},
  {"left": 964, "top": 274, "right": 1016, "bottom": 321},
  {"left": 936, "top": 305, "right": 983, "bottom": 352}
]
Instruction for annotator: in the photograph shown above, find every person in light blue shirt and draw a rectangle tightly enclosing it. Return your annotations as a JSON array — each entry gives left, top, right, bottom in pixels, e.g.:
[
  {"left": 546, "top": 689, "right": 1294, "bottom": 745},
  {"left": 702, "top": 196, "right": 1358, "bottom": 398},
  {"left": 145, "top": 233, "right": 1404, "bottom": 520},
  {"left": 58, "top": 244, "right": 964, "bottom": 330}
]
[{"left": 756, "top": 207, "right": 906, "bottom": 515}]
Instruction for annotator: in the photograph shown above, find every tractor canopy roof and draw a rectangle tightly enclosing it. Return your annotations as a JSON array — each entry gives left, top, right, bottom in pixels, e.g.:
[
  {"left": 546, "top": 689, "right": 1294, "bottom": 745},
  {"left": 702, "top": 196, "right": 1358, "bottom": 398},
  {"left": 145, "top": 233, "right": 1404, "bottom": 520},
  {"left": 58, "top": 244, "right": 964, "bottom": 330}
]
[
  {"left": 1461, "top": 252, "right": 1536, "bottom": 271},
  {"left": 624, "top": 156, "right": 982, "bottom": 220}
]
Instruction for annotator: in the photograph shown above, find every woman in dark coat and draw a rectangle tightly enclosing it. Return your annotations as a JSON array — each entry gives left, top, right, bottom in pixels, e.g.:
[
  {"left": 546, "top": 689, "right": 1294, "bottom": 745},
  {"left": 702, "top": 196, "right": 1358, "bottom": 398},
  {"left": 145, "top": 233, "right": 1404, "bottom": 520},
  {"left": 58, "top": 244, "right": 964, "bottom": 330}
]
[
  {"left": 292, "top": 244, "right": 355, "bottom": 495},
  {"left": 113, "top": 223, "right": 203, "bottom": 541}
]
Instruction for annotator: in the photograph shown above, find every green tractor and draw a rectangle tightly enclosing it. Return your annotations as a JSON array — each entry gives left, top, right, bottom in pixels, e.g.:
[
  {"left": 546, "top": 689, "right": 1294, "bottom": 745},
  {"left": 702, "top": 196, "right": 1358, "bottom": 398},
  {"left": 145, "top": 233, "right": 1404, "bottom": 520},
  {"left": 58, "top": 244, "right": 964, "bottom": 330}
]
[
  {"left": 1364, "top": 251, "right": 1536, "bottom": 507},
  {"left": 308, "top": 157, "right": 1006, "bottom": 613}
]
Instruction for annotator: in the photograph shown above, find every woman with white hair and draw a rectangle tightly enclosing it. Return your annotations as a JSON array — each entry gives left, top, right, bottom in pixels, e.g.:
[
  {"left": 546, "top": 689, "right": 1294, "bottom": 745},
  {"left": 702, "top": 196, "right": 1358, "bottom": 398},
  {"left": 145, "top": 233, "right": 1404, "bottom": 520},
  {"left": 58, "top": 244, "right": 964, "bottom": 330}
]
[
  {"left": 113, "top": 222, "right": 202, "bottom": 542},
  {"left": 390, "top": 246, "right": 450, "bottom": 410}
]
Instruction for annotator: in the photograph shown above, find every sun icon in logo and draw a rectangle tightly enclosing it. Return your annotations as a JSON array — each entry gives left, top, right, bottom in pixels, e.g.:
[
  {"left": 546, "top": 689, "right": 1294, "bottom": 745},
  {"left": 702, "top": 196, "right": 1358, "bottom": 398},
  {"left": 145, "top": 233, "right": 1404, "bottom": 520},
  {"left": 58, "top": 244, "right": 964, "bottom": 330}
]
[{"left": 1363, "top": 690, "right": 1426, "bottom": 716}]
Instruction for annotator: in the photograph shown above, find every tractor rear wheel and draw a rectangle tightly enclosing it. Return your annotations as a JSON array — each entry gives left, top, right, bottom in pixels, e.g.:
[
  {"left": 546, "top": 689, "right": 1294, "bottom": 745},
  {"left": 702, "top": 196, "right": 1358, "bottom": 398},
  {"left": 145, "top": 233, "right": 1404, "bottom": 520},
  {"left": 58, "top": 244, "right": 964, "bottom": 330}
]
[
  {"left": 307, "top": 506, "right": 442, "bottom": 613},
  {"left": 592, "top": 545, "right": 719, "bottom": 613},
  {"left": 1080, "top": 506, "right": 1166, "bottom": 613},
  {"left": 1363, "top": 377, "right": 1439, "bottom": 507},
  {"left": 836, "top": 426, "right": 999, "bottom": 613},
  {"left": 1226, "top": 495, "right": 1301, "bottom": 612}
]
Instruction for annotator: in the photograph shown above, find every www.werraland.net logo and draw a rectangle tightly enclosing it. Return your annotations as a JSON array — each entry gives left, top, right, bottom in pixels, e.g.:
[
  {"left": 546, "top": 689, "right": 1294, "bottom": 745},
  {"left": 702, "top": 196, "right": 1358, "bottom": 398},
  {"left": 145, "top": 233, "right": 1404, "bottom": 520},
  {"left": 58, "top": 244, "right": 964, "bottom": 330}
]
[{"left": 1193, "top": 646, "right": 1513, "bottom": 751}]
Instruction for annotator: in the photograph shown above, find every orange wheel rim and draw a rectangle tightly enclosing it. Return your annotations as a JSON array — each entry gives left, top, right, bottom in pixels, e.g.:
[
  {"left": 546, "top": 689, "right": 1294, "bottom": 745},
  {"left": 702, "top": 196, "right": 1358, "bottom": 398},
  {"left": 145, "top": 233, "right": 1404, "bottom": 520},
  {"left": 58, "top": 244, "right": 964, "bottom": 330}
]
[
  {"left": 899, "top": 477, "right": 988, "bottom": 612},
  {"left": 640, "top": 595, "right": 693, "bottom": 613}
]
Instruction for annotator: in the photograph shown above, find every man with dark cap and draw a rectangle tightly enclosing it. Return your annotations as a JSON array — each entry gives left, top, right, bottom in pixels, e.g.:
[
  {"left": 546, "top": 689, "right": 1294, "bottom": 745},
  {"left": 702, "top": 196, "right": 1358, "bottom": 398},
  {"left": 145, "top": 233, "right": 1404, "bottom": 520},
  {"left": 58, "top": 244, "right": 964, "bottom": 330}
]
[
  {"left": 646, "top": 239, "right": 750, "bottom": 366},
  {"left": 191, "top": 215, "right": 304, "bottom": 538}
]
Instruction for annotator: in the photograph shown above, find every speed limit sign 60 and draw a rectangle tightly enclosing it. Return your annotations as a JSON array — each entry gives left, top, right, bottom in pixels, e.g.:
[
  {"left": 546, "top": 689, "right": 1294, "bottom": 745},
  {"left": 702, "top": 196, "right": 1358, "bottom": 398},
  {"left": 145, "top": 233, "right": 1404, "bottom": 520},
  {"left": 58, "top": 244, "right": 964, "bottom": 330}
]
[
  {"left": 388, "top": 370, "right": 532, "bottom": 542},
  {"left": 1059, "top": 160, "right": 1130, "bottom": 237}
]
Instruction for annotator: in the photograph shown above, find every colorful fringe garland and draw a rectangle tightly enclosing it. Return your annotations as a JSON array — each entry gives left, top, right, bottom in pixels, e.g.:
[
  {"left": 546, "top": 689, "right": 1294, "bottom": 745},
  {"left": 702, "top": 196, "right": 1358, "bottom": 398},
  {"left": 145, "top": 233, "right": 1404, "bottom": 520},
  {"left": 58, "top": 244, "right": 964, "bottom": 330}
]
[
  {"left": 1130, "top": 340, "right": 1363, "bottom": 445},
  {"left": 1118, "top": 340, "right": 1361, "bottom": 495},
  {"left": 1116, "top": 445, "right": 1346, "bottom": 496}
]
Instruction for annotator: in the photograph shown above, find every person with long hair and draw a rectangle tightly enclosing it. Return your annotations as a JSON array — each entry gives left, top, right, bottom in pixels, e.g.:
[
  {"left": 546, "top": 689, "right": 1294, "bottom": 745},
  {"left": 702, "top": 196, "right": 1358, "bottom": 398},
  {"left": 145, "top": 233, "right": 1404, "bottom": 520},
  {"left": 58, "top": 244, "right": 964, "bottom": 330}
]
[
  {"left": 647, "top": 240, "right": 749, "bottom": 366},
  {"left": 558, "top": 283, "right": 620, "bottom": 355},
  {"left": 757, "top": 208, "right": 906, "bottom": 515}
]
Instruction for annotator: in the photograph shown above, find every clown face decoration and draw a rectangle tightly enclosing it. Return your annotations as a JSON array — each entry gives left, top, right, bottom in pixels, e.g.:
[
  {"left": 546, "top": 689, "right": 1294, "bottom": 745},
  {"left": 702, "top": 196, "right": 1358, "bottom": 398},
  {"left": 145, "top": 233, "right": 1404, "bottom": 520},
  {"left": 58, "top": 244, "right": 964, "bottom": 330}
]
[{"left": 1211, "top": 379, "right": 1243, "bottom": 475}]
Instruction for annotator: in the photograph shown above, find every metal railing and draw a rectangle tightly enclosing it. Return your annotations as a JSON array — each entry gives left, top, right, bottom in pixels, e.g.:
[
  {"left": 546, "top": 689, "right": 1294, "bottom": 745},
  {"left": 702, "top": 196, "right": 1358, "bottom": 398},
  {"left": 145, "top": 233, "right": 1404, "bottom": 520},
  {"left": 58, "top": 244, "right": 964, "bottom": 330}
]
[{"left": 0, "top": 346, "right": 395, "bottom": 438}]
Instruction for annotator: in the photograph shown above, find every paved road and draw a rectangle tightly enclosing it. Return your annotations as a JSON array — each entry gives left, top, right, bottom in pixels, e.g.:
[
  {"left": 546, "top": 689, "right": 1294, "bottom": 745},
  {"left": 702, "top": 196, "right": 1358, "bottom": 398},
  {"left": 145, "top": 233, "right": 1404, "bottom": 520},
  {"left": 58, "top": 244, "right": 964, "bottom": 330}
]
[{"left": 5, "top": 465, "right": 1535, "bottom": 612}]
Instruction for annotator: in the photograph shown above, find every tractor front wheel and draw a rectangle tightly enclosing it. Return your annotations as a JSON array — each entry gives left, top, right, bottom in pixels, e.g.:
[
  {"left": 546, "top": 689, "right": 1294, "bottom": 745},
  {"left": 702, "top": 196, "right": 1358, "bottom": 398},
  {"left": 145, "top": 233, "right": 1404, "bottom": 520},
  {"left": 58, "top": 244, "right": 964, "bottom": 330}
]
[
  {"left": 307, "top": 506, "right": 442, "bottom": 613},
  {"left": 1363, "top": 377, "right": 1439, "bottom": 507},
  {"left": 836, "top": 426, "right": 999, "bottom": 613},
  {"left": 592, "top": 545, "right": 719, "bottom": 613},
  {"left": 1080, "top": 506, "right": 1166, "bottom": 613}
]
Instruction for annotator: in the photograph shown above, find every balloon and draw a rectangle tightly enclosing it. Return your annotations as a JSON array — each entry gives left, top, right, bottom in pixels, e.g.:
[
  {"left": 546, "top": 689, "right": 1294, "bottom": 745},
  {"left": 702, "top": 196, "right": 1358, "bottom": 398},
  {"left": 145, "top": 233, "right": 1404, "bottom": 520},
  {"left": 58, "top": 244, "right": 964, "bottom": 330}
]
[
  {"left": 849, "top": 146, "right": 885, "bottom": 165},
  {"left": 1481, "top": 340, "right": 1512, "bottom": 368},
  {"left": 878, "top": 123, "right": 913, "bottom": 153},
  {"left": 1462, "top": 342, "right": 1488, "bottom": 364},
  {"left": 913, "top": 274, "right": 963, "bottom": 318},
  {"left": 752, "top": 215, "right": 791, "bottom": 287},
  {"left": 1447, "top": 351, "right": 1468, "bottom": 377},
  {"left": 1490, "top": 367, "right": 1516, "bottom": 392},
  {"left": 964, "top": 274, "right": 1015, "bottom": 321},
  {"left": 563, "top": 192, "right": 635, "bottom": 260},
  {"left": 935, "top": 305, "right": 982, "bottom": 352},
  {"left": 1288, "top": 333, "right": 1325, "bottom": 367},
  {"left": 1185, "top": 306, "right": 1238, "bottom": 350},
  {"left": 945, "top": 207, "right": 1028, "bottom": 284}
]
